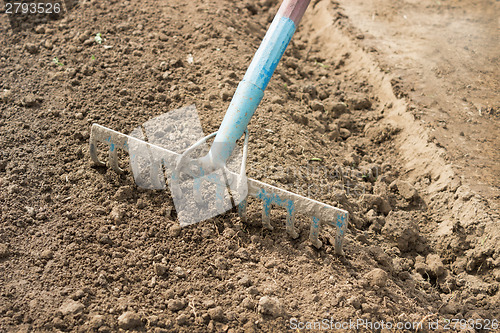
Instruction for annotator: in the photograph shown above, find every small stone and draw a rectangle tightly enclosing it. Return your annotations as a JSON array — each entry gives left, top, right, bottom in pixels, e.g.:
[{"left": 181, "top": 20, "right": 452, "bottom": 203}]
[
  {"left": 40, "top": 249, "right": 54, "bottom": 260},
  {"left": 242, "top": 297, "right": 255, "bottom": 310},
  {"left": 44, "top": 39, "right": 53, "bottom": 49},
  {"left": 35, "top": 26, "right": 45, "bottom": 34},
  {"left": 0, "top": 244, "right": 10, "bottom": 259},
  {"left": 221, "top": 90, "right": 232, "bottom": 101},
  {"left": 88, "top": 314, "right": 105, "bottom": 329},
  {"left": 264, "top": 259, "right": 278, "bottom": 269},
  {"left": 208, "top": 306, "right": 225, "bottom": 322},
  {"left": 113, "top": 186, "right": 134, "bottom": 201},
  {"left": 169, "top": 225, "right": 181, "bottom": 237},
  {"left": 271, "top": 96, "right": 284, "bottom": 105},
  {"left": 167, "top": 299, "right": 186, "bottom": 312},
  {"left": 21, "top": 94, "right": 41, "bottom": 107},
  {"left": 203, "top": 299, "right": 216, "bottom": 309},
  {"left": 159, "top": 71, "right": 170, "bottom": 81},
  {"left": 238, "top": 274, "right": 252, "bottom": 287},
  {"left": 426, "top": 254, "right": 445, "bottom": 278},
  {"left": 117, "top": 311, "right": 142, "bottom": 329},
  {"left": 347, "top": 296, "right": 362, "bottom": 309},
  {"left": 349, "top": 96, "right": 372, "bottom": 110},
  {"left": 154, "top": 263, "right": 168, "bottom": 277},
  {"left": 25, "top": 43, "right": 39, "bottom": 54},
  {"left": 110, "top": 206, "right": 125, "bottom": 224},
  {"left": 176, "top": 313, "right": 190, "bottom": 325},
  {"left": 310, "top": 100, "right": 324, "bottom": 111},
  {"left": 75, "top": 112, "right": 84, "bottom": 120},
  {"left": 234, "top": 248, "right": 250, "bottom": 261},
  {"left": 303, "top": 85, "right": 317, "bottom": 99},
  {"left": 158, "top": 33, "right": 168, "bottom": 41},
  {"left": 258, "top": 296, "right": 282, "bottom": 317},
  {"left": 394, "top": 180, "right": 417, "bottom": 201},
  {"left": 339, "top": 128, "right": 351, "bottom": 139},
  {"left": 59, "top": 299, "right": 84, "bottom": 315},
  {"left": 325, "top": 101, "right": 347, "bottom": 116},
  {"left": 173, "top": 266, "right": 186, "bottom": 278},
  {"left": 364, "top": 268, "right": 388, "bottom": 288},
  {"left": 71, "top": 289, "right": 86, "bottom": 300},
  {"left": 136, "top": 199, "right": 146, "bottom": 209}
]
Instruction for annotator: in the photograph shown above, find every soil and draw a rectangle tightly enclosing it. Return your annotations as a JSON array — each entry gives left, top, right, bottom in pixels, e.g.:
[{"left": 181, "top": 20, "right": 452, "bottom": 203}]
[{"left": 0, "top": 0, "right": 498, "bottom": 332}]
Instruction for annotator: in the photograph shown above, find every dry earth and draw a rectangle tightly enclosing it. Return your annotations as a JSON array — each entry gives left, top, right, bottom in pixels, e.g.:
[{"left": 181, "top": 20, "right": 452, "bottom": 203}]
[{"left": 0, "top": 0, "right": 498, "bottom": 332}]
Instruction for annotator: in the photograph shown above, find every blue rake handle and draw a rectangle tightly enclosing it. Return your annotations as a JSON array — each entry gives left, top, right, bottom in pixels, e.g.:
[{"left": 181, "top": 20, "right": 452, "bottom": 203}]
[{"left": 206, "top": 0, "right": 311, "bottom": 168}]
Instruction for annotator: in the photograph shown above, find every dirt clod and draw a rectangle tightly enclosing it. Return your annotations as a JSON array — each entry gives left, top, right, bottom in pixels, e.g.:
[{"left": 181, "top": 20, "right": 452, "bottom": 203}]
[
  {"left": 208, "top": 306, "right": 225, "bottom": 322},
  {"left": 382, "top": 211, "right": 420, "bottom": 252},
  {"left": 257, "top": 296, "right": 283, "bottom": 317},
  {"left": 117, "top": 311, "right": 142, "bottom": 329},
  {"left": 364, "top": 268, "right": 388, "bottom": 287},
  {"left": 59, "top": 299, "right": 84, "bottom": 316}
]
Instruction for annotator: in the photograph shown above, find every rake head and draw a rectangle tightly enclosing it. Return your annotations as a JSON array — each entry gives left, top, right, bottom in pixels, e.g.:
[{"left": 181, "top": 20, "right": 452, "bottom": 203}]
[{"left": 89, "top": 107, "right": 349, "bottom": 255}]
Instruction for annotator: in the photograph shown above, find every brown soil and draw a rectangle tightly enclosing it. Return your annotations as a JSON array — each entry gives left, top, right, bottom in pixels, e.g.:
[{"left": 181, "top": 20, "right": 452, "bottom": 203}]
[{"left": 0, "top": 0, "right": 498, "bottom": 332}]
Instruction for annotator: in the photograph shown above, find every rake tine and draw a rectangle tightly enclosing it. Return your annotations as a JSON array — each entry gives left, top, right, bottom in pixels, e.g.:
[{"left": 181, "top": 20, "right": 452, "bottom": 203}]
[
  {"left": 286, "top": 202, "right": 299, "bottom": 239},
  {"left": 334, "top": 212, "right": 348, "bottom": 255},
  {"left": 309, "top": 216, "right": 322, "bottom": 249},
  {"left": 193, "top": 177, "right": 203, "bottom": 204},
  {"left": 238, "top": 198, "right": 247, "bottom": 222},
  {"left": 215, "top": 174, "right": 225, "bottom": 213},
  {"left": 89, "top": 132, "right": 106, "bottom": 167},
  {"left": 261, "top": 198, "right": 273, "bottom": 231},
  {"left": 109, "top": 143, "right": 125, "bottom": 174}
]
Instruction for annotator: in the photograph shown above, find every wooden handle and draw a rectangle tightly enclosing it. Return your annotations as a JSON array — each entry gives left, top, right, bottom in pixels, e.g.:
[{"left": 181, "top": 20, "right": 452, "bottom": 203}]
[{"left": 277, "top": 0, "right": 311, "bottom": 25}]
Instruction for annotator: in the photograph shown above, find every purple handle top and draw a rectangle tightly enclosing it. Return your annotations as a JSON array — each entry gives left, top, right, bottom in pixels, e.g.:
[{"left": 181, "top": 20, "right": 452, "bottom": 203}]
[{"left": 277, "top": 0, "right": 311, "bottom": 25}]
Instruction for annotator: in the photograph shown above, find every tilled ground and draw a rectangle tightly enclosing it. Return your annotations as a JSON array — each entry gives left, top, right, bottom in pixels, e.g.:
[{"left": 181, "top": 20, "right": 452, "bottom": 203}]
[{"left": 0, "top": 0, "right": 498, "bottom": 332}]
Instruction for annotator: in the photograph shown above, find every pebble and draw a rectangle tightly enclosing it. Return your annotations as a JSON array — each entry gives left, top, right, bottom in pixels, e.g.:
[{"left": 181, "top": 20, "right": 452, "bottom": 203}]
[
  {"left": 271, "top": 96, "right": 284, "bottom": 105},
  {"left": 21, "top": 94, "right": 41, "bottom": 107},
  {"left": 25, "top": 43, "right": 39, "bottom": 54},
  {"left": 325, "top": 101, "right": 347, "bottom": 116},
  {"left": 238, "top": 274, "right": 252, "bottom": 287},
  {"left": 208, "top": 306, "right": 225, "bottom": 322},
  {"left": 169, "top": 225, "right": 181, "bottom": 237},
  {"left": 257, "top": 296, "right": 282, "bottom": 317},
  {"left": 364, "top": 268, "right": 388, "bottom": 288},
  {"left": 117, "top": 311, "right": 142, "bottom": 329},
  {"left": 221, "top": 90, "right": 232, "bottom": 101},
  {"left": 173, "top": 266, "right": 186, "bottom": 278},
  {"left": 310, "top": 100, "right": 324, "bottom": 111},
  {"left": 113, "top": 186, "right": 134, "bottom": 201},
  {"left": 88, "top": 314, "right": 105, "bottom": 329},
  {"left": 40, "top": 249, "right": 54, "bottom": 260},
  {"left": 75, "top": 112, "right": 84, "bottom": 120},
  {"left": 176, "top": 313, "right": 190, "bottom": 325},
  {"left": 349, "top": 96, "right": 372, "bottom": 110},
  {"left": 35, "top": 26, "right": 45, "bottom": 34},
  {"left": 158, "top": 33, "right": 168, "bottom": 41},
  {"left": 339, "top": 128, "right": 351, "bottom": 139},
  {"left": 167, "top": 299, "right": 186, "bottom": 312},
  {"left": 0, "top": 244, "right": 10, "bottom": 258},
  {"left": 59, "top": 299, "right": 85, "bottom": 315},
  {"left": 44, "top": 40, "right": 53, "bottom": 49},
  {"left": 234, "top": 248, "right": 250, "bottom": 261},
  {"left": 110, "top": 206, "right": 124, "bottom": 224},
  {"left": 426, "top": 254, "right": 445, "bottom": 278},
  {"left": 393, "top": 180, "right": 417, "bottom": 201},
  {"left": 154, "top": 263, "right": 168, "bottom": 277},
  {"left": 242, "top": 297, "right": 255, "bottom": 310}
]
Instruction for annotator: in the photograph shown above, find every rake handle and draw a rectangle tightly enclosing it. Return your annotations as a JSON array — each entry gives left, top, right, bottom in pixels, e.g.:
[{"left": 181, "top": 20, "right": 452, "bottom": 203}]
[{"left": 206, "top": 0, "right": 311, "bottom": 168}]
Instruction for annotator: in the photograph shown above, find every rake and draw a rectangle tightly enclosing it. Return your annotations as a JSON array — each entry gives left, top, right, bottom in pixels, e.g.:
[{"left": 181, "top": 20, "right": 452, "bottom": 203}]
[{"left": 89, "top": 0, "right": 349, "bottom": 254}]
